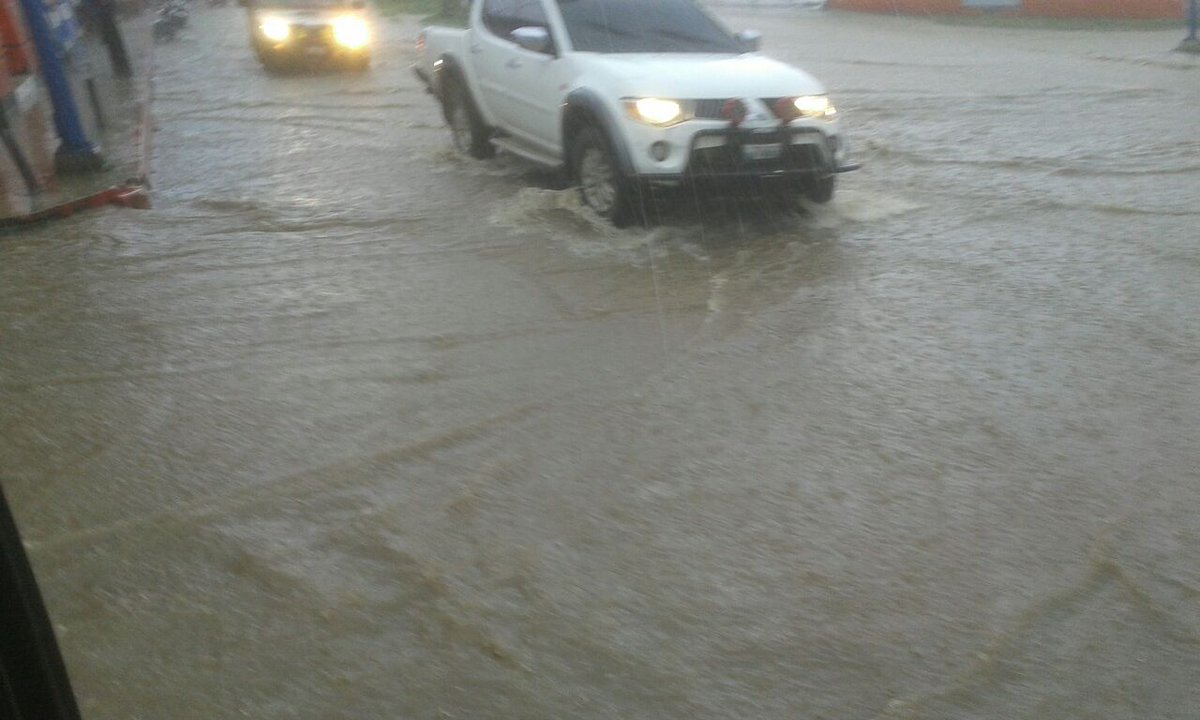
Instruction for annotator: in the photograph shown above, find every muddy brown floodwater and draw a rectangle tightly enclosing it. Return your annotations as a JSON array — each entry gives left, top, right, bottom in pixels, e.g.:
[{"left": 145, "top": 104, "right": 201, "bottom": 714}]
[{"left": 2, "top": 5, "right": 1198, "bottom": 719}]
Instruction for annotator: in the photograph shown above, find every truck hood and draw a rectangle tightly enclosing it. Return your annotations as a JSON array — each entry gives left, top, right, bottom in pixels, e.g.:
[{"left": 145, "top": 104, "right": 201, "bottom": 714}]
[{"left": 575, "top": 53, "right": 826, "bottom": 99}]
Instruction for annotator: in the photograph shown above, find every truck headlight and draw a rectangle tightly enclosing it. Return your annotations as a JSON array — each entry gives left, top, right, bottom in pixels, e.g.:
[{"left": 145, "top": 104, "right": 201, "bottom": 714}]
[
  {"left": 792, "top": 95, "right": 837, "bottom": 120},
  {"left": 260, "top": 17, "right": 290, "bottom": 42},
  {"left": 624, "top": 98, "right": 691, "bottom": 127},
  {"left": 332, "top": 16, "right": 370, "bottom": 49}
]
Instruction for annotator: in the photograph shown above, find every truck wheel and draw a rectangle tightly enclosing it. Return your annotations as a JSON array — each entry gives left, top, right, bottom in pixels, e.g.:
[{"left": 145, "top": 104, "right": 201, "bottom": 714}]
[
  {"left": 343, "top": 54, "right": 370, "bottom": 72},
  {"left": 571, "top": 125, "right": 638, "bottom": 226},
  {"left": 260, "top": 55, "right": 288, "bottom": 74},
  {"left": 443, "top": 79, "right": 493, "bottom": 159},
  {"left": 802, "top": 174, "right": 835, "bottom": 204}
]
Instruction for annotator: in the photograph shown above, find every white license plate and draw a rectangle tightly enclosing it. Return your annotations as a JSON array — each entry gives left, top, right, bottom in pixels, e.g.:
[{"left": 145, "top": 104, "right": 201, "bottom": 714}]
[
  {"left": 742, "top": 143, "right": 782, "bottom": 161},
  {"left": 304, "top": 46, "right": 327, "bottom": 56}
]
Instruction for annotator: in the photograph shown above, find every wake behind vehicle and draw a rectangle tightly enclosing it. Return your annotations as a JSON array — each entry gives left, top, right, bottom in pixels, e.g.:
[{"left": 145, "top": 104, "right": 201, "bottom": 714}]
[
  {"left": 416, "top": 0, "right": 858, "bottom": 225},
  {"left": 244, "top": 0, "right": 372, "bottom": 72}
]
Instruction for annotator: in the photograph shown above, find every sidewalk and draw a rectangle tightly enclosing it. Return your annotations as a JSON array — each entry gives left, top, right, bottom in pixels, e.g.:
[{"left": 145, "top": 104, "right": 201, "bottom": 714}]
[{"left": 0, "top": 5, "right": 155, "bottom": 226}]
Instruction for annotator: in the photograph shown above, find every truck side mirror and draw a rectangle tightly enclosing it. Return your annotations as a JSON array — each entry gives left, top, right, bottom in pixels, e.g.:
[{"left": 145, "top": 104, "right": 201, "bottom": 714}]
[
  {"left": 735, "top": 29, "right": 762, "bottom": 52},
  {"left": 511, "top": 26, "right": 553, "bottom": 55}
]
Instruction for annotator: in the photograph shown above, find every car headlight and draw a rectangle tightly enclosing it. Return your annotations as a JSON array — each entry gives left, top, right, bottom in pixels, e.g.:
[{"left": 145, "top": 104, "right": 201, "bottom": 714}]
[
  {"left": 260, "top": 17, "right": 290, "bottom": 43},
  {"left": 624, "top": 98, "right": 692, "bottom": 127},
  {"left": 332, "top": 16, "right": 370, "bottom": 49},
  {"left": 791, "top": 95, "right": 837, "bottom": 120}
]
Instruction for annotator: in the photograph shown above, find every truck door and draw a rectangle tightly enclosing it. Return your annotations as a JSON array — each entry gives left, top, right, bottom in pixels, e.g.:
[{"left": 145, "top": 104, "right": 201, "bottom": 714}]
[{"left": 474, "top": 0, "right": 564, "bottom": 153}]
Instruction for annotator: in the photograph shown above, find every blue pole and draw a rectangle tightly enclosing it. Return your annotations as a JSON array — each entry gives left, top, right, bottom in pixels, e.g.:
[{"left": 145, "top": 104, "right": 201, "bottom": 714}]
[
  {"left": 1179, "top": 0, "right": 1200, "bottom": 52},
  {"left": 18, "top": 0, "right": 103, "bottom": 170}
]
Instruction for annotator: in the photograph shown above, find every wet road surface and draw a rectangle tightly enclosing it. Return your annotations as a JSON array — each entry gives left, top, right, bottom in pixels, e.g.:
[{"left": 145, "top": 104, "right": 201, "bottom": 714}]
[{"left": 2, "top": 6, "right": 1199, "bottom": 719}]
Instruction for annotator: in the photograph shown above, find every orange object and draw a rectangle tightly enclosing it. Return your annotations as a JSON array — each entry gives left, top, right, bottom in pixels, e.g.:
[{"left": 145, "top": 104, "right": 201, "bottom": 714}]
[{"left": 0, "top": 0, "right": 33, "bottom": 76}]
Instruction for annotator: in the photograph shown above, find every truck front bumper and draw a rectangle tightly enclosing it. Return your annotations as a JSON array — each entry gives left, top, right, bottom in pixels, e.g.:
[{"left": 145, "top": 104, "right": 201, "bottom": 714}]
[{"left": 621, "top": 119, "right": 859, "bottom": 185}]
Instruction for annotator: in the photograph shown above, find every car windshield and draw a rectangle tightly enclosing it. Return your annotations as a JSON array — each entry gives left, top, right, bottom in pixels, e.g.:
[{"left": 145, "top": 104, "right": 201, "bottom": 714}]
[{"left": 556, "top": 0, "right": 742, "bottom": 53}]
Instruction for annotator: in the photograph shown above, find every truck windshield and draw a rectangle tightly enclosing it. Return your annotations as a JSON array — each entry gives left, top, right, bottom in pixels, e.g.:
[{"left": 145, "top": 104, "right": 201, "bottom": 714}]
[{"left": 557, "top": 0, "right": 742, "bottom": 53}]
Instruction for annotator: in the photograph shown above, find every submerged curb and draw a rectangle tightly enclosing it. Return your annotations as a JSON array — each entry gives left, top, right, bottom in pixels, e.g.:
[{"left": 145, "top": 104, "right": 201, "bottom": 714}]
[{"left": 0, "top": 182, "right": 150, "bottom": 229}]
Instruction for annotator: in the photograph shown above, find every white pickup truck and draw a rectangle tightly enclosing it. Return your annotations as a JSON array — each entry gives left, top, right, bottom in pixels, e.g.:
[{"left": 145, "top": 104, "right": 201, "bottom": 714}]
[{"left": 415, "top": 0, "right": 857, "bottom": 224}]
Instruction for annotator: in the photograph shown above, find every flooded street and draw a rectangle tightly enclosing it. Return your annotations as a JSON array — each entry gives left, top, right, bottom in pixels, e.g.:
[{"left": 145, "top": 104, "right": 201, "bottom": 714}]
[{"left": 2, "top": 5, "right": 1199, "bottom": 718}]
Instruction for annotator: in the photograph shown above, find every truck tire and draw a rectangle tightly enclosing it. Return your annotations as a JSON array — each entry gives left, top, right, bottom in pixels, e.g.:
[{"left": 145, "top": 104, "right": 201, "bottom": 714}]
[
  {"left": 443, "top": 78, "right": 493, "bottom": 159},
  {"left": 570, "top": 124, "right": 639, "bottom": 226},
  {"left": 260, "top": 54, "right": 288, "bottom": 74},
  {"left": 803, "top": 174, "right": 835, "bottom": 204},
  {"left": 343, "top": 54, "right": 370, "bottom": 72}
]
